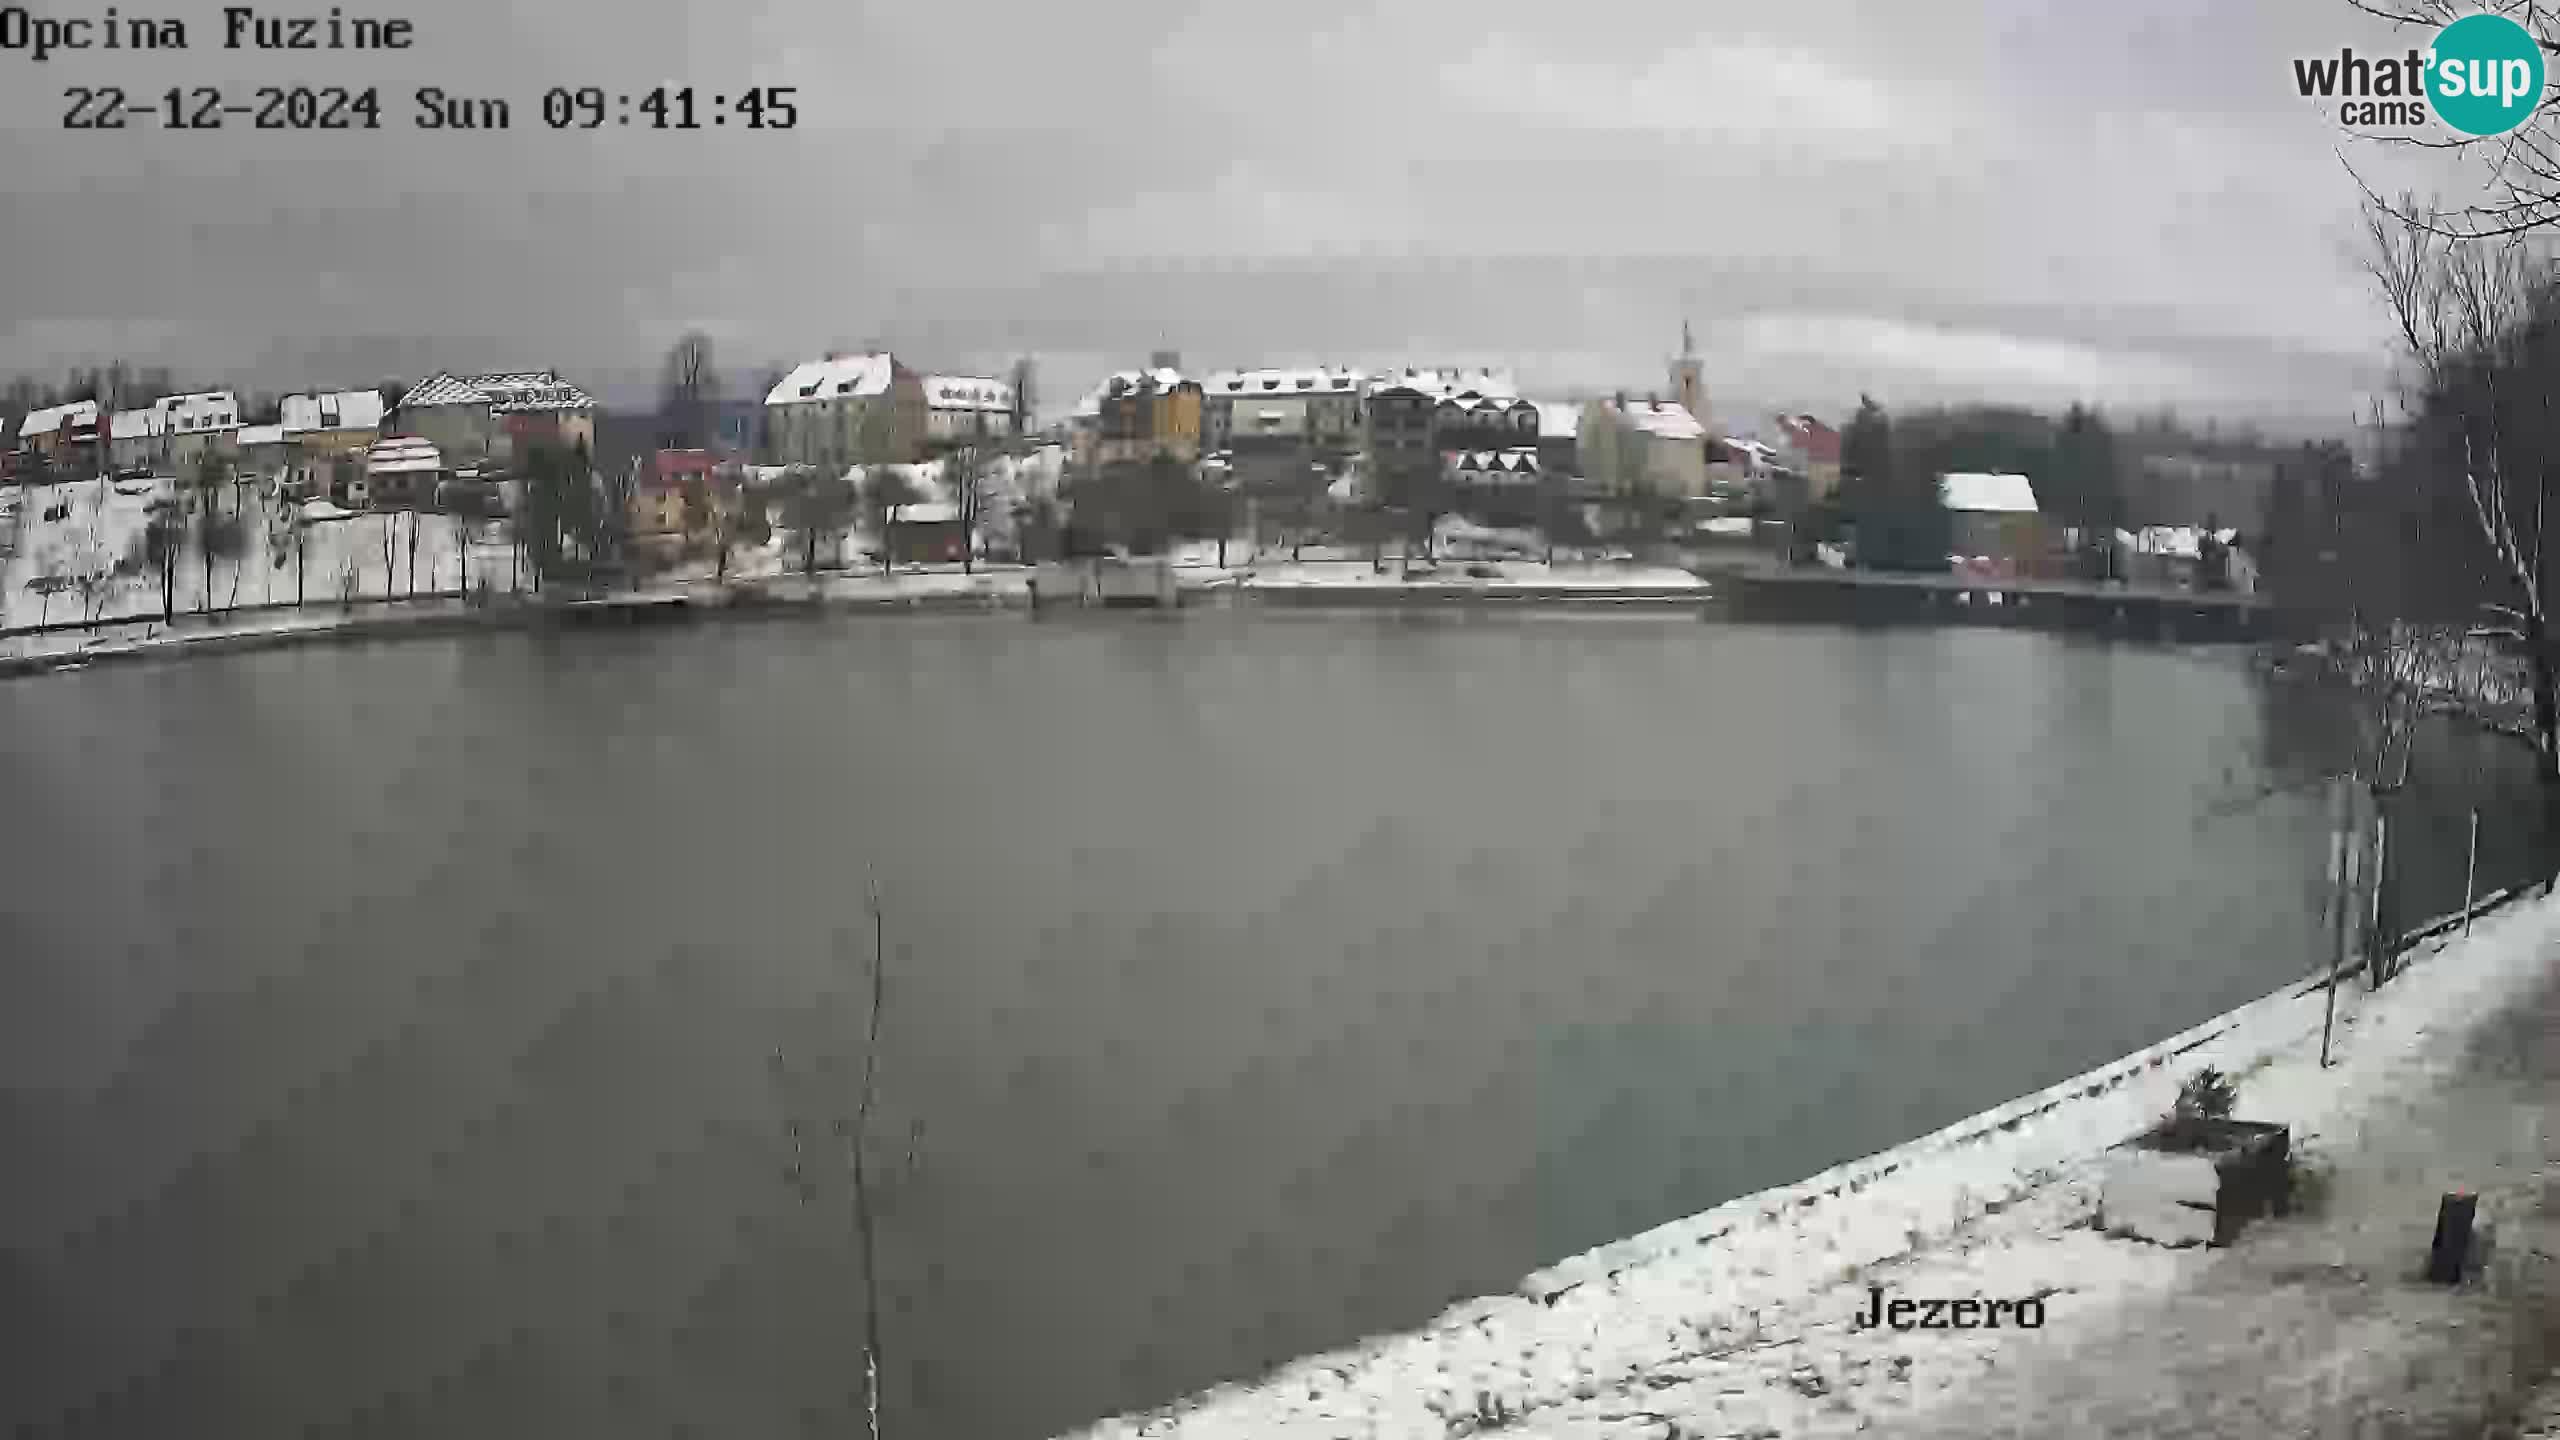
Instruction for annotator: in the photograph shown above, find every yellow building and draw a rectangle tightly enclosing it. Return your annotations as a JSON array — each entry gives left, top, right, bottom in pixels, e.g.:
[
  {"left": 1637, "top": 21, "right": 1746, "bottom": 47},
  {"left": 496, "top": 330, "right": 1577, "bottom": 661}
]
[{"left": 1095, "top": 366, "right": 1203, "bottom": 465}]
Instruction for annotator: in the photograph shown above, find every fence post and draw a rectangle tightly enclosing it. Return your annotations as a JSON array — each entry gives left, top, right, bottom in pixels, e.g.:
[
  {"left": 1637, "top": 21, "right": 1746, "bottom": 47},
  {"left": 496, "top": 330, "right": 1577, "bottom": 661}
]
[
  {"left": 2367, "top": 812, "right": 2390, "bottom": 988},
  {"left": 2463, "top": 808, "right": 2480, "bottom": 941},
  {"left": 2427, "top": 1191, "right": 2478, "bottom": 1285},
  {"left": 2321, "top": 777, "right": 2349, "bottom": 1068}
]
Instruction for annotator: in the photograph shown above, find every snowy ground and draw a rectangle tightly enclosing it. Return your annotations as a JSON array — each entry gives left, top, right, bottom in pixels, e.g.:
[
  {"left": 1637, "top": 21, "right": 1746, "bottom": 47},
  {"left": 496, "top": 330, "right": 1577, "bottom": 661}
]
[
  {"left": 1064, "top": 891, "right": 2560, "bottom": 1439},
  {"left": 2, "top": 476, "right": 510, "bottom": 634}
]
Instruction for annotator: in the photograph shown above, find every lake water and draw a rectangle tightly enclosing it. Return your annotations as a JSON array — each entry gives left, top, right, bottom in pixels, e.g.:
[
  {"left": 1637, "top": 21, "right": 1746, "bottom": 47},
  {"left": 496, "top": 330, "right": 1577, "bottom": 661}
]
[{"left": 0, "top": 614, "right": 2528, "bottom": 1439}]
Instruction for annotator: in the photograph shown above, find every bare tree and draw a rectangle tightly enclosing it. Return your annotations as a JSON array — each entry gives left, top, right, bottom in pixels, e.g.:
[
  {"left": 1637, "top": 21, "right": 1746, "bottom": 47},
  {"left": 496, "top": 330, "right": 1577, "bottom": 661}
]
[
  {"left": 2341, "top": 0, "right": 2560, "bottom": 238},
  {"left": 945, "top": 441, "right": 986, "bottom": 575},
  {"left": 406, "top": 503, "right": 424, "bottom": 597},
  {"left": 269, "top": 486, "right": 310, "bottom": 607},
  {"left": 661, "top": 331, "right": 720, "bottom": 451},
  {"left": 864, "top": 466, "right": 924, "bottom": 575},
  {"left": 69, "top": 482, "right": 117, "bottom": 626},
  {"left": 781, "top": 463, "right": 855, "bottom": 576},
  {"left": 1008, "top": 356, "right": 1037, "bottom": 452},
  {"left": 145, "top": 497, "right": 183, "bottom": 623},
  {"left": 191, "top": 448, "right": 235, "bottom": 616},
  {"left": 28, "top": 572, "right": 65, "bottom": 627},
  {"left": 2365, "top": 196, "right": 2560, "bottom": 780}
]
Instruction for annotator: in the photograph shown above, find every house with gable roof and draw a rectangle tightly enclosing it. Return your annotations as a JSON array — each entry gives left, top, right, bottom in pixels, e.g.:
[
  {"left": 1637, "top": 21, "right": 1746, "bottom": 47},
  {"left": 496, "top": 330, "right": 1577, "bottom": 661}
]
[
  {"left": 19, "top": 400, "right": 101, "bottom": 471},
  {"left": 923, "top": 375, "right": 1016, "bottom": 451},
  {"left": 108, "top": 405, "right": 168, "bottom": 473},
  {"left": 398, "top": 370, "right": 597, "bottom": 467},
  {"left": 160, "top": 391, "right": 242, "bottom": 470},
  {"left": 763, "top": 352, "right": 927, "bottom": 469},
  {"left": 1202, "top": 366, "right": 1367, "bottom": 456},
  {"left": 1941, "top": 471, "right": 2052, "bottom": 577},
  {"left": 1091, "top": 361, "right": 1204, "bottom": 467},
  {"left": 1581, "top": 394, "right": 1707, "bottom": 498},
  {"left": 281, "top": 389, "right": 387, "bottom": 462}
]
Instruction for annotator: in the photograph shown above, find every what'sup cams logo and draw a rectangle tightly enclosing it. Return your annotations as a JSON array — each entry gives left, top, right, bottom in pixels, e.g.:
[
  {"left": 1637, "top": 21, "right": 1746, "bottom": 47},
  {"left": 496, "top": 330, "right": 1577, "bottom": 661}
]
[{"left": 2295, "top": 11, "right": 2547, "bottom": 136}]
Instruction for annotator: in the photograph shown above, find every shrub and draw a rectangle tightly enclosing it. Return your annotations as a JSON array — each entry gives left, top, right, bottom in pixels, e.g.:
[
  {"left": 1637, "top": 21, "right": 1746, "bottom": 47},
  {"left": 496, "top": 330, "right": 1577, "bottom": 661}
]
[{"left": 2175, "top": 1066, "right": 2239, "bottom": 1123}]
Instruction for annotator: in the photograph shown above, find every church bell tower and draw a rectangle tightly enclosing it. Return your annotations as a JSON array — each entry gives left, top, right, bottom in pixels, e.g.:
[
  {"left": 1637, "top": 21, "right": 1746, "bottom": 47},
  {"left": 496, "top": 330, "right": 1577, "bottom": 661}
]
[{"left": 1671, "top": 319, "right": 1708, "bottom": 429}]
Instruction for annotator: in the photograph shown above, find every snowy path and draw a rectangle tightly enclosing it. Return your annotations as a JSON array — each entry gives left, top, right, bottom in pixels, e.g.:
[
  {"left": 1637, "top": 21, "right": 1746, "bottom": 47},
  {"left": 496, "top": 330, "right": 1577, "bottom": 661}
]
[
  {"left": 1878, "top": 948, "right": 2560, "bottom": 1439},
  {"left": 1064, "top": 891, "right": 2560, "bottom": 1440}
]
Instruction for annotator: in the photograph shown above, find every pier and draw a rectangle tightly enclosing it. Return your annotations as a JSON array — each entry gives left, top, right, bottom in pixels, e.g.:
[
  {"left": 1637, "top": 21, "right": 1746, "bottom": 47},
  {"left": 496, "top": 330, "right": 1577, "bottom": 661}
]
[{"left": 1722, "top": 566, "right": 2272, "bottom": 642}]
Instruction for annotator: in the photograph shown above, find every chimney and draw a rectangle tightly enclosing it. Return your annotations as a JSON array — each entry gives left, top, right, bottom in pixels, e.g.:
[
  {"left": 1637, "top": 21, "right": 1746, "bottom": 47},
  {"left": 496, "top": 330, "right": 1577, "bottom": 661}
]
[{"left": 1613, "top": 390, "right": 1627, "bottom": 409}]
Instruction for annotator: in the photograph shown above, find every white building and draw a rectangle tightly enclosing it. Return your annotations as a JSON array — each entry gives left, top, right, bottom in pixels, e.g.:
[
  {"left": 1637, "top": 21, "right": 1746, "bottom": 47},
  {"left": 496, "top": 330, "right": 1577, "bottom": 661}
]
[
  {"left": 1202, "top": 367, "right": 1366, "bottom": 452},
  {"left": 1581, "top": 396, "right": 1707, "bottom": 496},
  {"left": 363, "top": 436, "right": 445, "bottom": 510},
  {"left": 234, "top": 424, "right": 293, "bottom": 479},
  {"left": 922, "top": 374, "right": 1015, "bottom": 448},
  {"left": 108, "top": 406, "right": 168, "bottom": 472},
  {"left": 159, "top": 391, "right": 242, "bottom": 469},
  {"left": 281, "top": 389, "right": 387, "bottom": 439}
]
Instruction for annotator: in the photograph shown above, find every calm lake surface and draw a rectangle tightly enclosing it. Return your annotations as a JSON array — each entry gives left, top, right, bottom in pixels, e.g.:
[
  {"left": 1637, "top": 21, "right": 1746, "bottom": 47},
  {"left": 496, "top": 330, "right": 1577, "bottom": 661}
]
[{"left": 0, "top": 613, "right": 2531, "bottom": 1439}]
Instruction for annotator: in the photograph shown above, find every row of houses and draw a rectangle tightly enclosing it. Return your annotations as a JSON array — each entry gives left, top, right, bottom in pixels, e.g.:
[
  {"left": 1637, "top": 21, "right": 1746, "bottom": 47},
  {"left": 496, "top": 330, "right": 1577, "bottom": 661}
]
[
  {"left": 10, "top": 369, "right": 601, "bottom": 511},
  {"left": 1054, "top": 329, "right": 1843, "bottom": 518}
]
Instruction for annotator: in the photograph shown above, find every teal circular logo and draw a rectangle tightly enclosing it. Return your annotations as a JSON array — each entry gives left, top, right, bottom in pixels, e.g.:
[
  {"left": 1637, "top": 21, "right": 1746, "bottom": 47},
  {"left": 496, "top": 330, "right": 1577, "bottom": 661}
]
[{"left": 2428, "top": 13, "right": 2546, "bottom": 137}]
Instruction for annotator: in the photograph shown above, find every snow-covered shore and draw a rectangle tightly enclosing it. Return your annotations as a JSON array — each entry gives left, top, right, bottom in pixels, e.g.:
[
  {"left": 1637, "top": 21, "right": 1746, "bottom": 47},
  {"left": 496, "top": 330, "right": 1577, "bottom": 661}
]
[
  {"left": 0, "top": 548, "right": 1726, "bottom": 675},
  {"left": 1063, "top": 885, "right": 2560, "bottom": 1439}
]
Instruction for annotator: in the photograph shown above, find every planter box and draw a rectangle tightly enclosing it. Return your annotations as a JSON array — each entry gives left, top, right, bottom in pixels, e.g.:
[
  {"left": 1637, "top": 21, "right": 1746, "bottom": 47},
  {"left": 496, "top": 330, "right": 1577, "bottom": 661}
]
[{"left": 2098, "top": 1118, "right": 2291, "bottom": 1248}]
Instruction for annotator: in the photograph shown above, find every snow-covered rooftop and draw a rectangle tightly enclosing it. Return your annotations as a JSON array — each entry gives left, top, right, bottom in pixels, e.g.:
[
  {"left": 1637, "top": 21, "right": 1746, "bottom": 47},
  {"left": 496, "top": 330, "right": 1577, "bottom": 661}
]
[
  {"left": 1534, "top": 402, "right": 1581, "bottom": 439},
  {"left": 281, "top": 390, "right": 386, "bottom": 434},
  {"left": 1203, "top": 367, "right": 1364, "bottom": 397},
  {"left": 1105, "top": 368, "right": 1192, "bottom": 394},
  {"left": 1607, "top": 399, "right": 1705, "bottom": 442},
  {"left": 366, "top": 436, "right": 444, "bottom": 476},
  {"left": 767, "top": 354, "right": 895, "bottom": 407},
  {"left": 1773, "top": 413, "right": 1843, "bottom": 463},
  {"left": 404, "top": 371, "right": 594, "bottom": 414},
  {"left": 1372, "top": 368, "right": 1520, "bottom": 401},
  {"left": 109, "top": 408, "right": 165, "bottom": 442},
  {"left": 924, "top": 376, "right": 1013, "bottom": 412},
  {"left": 236, "top": 424, "right": 290, "bottom": 448},
  {"left": 156, "top": 391, "right": 239, "bottom": 433},
  {"left": 19, "top": 400, "right": 99, "bottom": 440},
  {"left": 1941, "top": 472, "right": 2041, "bottom": 514}
]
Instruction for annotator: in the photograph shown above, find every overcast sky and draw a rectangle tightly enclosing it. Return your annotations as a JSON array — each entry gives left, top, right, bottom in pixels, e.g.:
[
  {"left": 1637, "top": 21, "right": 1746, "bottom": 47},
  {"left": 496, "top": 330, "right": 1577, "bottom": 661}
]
[{"left": 0, "top": 0, "right": 2491, "bottom": 432}]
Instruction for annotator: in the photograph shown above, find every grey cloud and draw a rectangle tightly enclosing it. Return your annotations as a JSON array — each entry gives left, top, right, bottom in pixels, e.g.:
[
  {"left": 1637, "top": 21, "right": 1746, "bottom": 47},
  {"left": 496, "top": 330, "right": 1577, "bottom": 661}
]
[{"left": 0, "top": 0, "right": 2463, "bottom": 431}]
